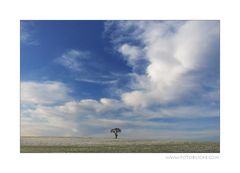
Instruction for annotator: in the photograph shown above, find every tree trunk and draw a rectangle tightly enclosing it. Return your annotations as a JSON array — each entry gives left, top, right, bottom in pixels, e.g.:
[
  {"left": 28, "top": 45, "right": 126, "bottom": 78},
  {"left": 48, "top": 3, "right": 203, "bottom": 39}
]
[{"left": 115, "top": 133, "right": 118, "bottom": 139}]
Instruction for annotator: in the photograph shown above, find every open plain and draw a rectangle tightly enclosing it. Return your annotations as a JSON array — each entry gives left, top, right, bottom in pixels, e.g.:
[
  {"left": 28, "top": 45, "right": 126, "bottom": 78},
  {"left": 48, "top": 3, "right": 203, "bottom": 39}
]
[{"left": 21, "top": 136, "right": 220, "bottom": 153}]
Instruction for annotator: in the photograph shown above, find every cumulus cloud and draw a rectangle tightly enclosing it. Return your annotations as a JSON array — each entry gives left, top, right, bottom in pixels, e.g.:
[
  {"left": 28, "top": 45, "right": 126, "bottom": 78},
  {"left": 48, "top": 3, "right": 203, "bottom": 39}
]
[
  {"left": 21, "top": 92, "right": 219, "bottom": 137},
  {"left": 21, "top": 81, "right": 71, "bottom": 105},
  {"left": 106, "top": 21, "right": 220, "bottom": 108},
  {"left": 118, "top": 44, "right": 142, "bottom": 66},
  {"left": 21, "top": 99, "right": 219, "bottom": 138},
  {"left": 21, "top": 86, "right": 127, "bottom": 136}
]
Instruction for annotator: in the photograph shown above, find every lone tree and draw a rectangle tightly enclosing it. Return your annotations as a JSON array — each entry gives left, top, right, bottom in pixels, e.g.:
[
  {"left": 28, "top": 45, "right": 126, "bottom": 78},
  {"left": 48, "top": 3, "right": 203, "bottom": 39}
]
[{"left": 110, "top": 128, "right": 121, "bottom": 139}]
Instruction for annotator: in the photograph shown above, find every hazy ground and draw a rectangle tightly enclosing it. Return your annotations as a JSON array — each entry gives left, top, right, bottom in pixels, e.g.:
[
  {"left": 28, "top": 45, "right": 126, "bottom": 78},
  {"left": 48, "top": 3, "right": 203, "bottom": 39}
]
[{"left": 20, "top": 136, "right": 220, "bottom": 153}]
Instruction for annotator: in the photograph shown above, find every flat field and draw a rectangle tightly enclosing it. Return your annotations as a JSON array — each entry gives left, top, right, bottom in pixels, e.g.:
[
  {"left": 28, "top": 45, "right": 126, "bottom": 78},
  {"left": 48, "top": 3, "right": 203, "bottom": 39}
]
[{"left": 20, "top": 136, "right": 220, "bottom": 153}]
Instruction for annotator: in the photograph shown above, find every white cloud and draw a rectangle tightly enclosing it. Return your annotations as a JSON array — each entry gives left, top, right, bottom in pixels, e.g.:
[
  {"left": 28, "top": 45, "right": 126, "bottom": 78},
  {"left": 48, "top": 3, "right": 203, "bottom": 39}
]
[
  {"left": 56, "top": 49, "right": 121, "bottom": 85},
  {"left": 21, "top": 120, "right": 79, "bottom": 136},
  {"left": 142, "top": 105, "right": 219, "bottom": 118},
  {"left": 55, "top": 49, "right": 90, "bottom": 72},
  {"left": 21, "top": 91, "right": 219, "bottom": 136},
  {"left": 21, "top": 95, "right": 126, "bottom": 136},
  {"left": 76, "top": 78, "right": 118, "bottom": 85},
  {"left": 113, "top": 21, "right": 220, "bottom": 108},
  {"left": 118, "top": 44, "right": 142, "bottom": 66},
  {"left": 21, "top": 81, "right": 71, "bottom": 105}
]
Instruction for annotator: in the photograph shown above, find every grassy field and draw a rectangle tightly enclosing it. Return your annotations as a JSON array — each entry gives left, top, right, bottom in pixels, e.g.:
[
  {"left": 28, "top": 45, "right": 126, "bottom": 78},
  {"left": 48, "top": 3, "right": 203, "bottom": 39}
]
[{"left": 21, "top": 136, "right": 220, "bottom": 153}]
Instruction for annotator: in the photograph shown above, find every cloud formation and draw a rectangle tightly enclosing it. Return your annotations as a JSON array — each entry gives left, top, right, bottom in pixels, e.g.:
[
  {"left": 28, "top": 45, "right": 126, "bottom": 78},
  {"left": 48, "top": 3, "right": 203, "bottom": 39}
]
[
  {"left": 106, "top": 21, "right": 220, "bottom": 108},
  {"left": 55, "top": 49, "right": 120, "bottom": 85},
  {"left": 21, "top": 21, "right": 220, "bottom": 139},
  {"left": 55, "top": 49, "right": 91, "bottom": 72},
  {"left": 21, "top": 81, "right": 71, "bottom": 105},
  {"left": 21, "top": 90, "right": 218, "bottom": 138}
]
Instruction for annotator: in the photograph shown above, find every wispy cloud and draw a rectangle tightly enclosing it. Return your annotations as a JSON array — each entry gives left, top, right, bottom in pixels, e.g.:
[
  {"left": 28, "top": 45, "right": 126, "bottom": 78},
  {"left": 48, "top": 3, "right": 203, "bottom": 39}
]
[
  {"left": 76, "top": 78, "right": 118, "bottom": 85},
  {"left": 20, "top": 21, "right": 39, "bottom": 46},
  {"left": 55, "top": 49, "right": 122, "bottom": 85},
  {"left": 55, "top": 49, "right": 91, "bottom": 72}
]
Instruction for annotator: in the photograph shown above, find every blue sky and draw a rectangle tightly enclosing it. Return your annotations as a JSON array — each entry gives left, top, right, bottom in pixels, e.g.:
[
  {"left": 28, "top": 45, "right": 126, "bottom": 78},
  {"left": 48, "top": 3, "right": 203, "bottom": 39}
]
[{"left": 20, "top": 20, "right": 220, "bottom": 141}]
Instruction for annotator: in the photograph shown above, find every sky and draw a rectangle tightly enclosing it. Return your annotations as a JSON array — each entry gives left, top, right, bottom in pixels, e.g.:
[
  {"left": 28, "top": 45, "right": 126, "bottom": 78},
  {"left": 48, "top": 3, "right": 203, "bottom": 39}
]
[{"left": 20, "top": 20, "right": 220, "bottom": 141}]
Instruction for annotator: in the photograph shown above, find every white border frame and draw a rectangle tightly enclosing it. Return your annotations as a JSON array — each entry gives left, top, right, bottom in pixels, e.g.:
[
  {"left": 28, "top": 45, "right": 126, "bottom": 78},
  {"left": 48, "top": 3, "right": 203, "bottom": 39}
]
[{"left": 1, "top": 0, "right": 240, "bottom": 172}]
